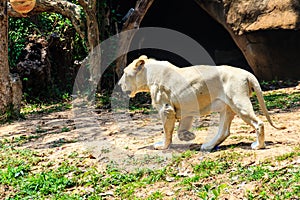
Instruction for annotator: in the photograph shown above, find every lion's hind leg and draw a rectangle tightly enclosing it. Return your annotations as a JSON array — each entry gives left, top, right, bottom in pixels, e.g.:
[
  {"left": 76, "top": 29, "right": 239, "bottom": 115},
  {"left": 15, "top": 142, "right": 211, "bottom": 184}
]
[
  {"left": 178, "top": 116, "right": 196, "bottom": 141},
  {"left": 201, "top": 105, "right": 235, "bottom": 151},
  {"left": 229, "top": 97, "right": 266, "bottom": 150}
]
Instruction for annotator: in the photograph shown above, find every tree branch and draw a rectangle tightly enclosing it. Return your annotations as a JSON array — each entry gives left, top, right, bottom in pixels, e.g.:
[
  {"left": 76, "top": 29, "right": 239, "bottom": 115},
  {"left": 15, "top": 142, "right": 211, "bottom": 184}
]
[
  {"left": 122, "top": 0, "right": 154, "bottom": 30},
  {"left": 115, "top": 0, "right": 155, "bottom": 77}
]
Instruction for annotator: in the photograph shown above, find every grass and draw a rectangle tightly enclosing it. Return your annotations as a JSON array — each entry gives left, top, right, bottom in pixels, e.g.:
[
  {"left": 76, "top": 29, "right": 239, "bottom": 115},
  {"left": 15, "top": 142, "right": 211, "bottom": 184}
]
[
  {"left": 252, "top": 91, "right": 300, "bottom": 111},
  {"left": 232, "top": 163, "right": 300, "bottom": 199},
  {"left": 1, "top": 137, "right": 300, "bottom": 199},
  {"left": 21, "top": 101, "right": 72, "bottom": 115}
]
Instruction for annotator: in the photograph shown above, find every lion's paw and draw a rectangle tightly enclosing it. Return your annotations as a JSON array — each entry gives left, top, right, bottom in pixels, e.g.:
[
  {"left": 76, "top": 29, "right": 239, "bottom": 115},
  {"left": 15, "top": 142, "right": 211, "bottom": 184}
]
[
  {"left": 178, "top": 131, "right": 196, "bottom": 141},
  {"left": 251, "top": 141, "right": 266, "bottom": 150},
  {"left": 200, "top": 143, "right": 214, "bottom": 152},
  {"left": 153, "top": 141, "right": 169, "bottom": 150}
]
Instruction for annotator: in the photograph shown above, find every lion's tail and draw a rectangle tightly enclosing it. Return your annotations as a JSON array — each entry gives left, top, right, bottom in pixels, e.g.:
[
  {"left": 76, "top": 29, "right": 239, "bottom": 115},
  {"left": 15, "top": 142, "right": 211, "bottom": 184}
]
[{"left": 248, "top": 74, "right": 286, "bottom": 130}]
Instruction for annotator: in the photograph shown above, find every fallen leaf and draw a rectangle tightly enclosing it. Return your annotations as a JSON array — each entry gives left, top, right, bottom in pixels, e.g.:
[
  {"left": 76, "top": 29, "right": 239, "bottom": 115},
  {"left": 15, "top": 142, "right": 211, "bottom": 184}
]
[{"left": 88, "top": 154, "right": 96, "bottom": 159}]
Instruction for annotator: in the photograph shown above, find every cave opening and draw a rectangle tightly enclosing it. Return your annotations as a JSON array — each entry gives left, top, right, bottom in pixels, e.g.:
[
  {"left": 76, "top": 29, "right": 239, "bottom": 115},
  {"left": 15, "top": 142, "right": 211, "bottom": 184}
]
[{"left": 128, "top": 0, "right": 251, "bottom": 72}]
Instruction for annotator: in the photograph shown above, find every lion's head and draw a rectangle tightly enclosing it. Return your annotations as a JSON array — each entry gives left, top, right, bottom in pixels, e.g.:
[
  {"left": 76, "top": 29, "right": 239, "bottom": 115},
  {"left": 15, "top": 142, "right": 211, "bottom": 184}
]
[{"left": 118, "top": 55, "right": 149, "bottom": 97}]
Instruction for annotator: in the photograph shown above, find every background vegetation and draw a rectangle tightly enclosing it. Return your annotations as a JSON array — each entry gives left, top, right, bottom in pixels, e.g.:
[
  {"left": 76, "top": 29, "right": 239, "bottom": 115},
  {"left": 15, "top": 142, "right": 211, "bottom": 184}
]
[{"left": 9, "top": 13, "right": 87, "bottom": 102}]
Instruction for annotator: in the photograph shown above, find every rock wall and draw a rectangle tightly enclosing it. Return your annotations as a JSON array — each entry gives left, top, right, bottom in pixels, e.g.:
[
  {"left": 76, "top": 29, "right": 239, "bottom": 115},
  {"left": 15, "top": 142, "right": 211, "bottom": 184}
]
[
  {"left": 224, "top": 0, "right": 300, "bottom": 34},
  {"left": 196, "top": 0, "right": 300, "bottom": 80}
]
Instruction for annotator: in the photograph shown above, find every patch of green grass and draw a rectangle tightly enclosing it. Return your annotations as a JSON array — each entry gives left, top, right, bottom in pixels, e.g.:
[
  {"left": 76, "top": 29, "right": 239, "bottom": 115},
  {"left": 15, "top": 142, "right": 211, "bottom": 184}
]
[
  {"left": 1, "top": 163, "right": 78, "bottom": 199},
  {"left": 21, "top": 102, "right": 72, "bottom": 115},
  {"left": 36, "top": 125, "right": 48, "bottom": 133},
  {"left": 275, "top": 147, "right": 300, "bottom": 161},
  {"left": 95, "top": 92, "right": 111, "bottom": 109},
  {"left": 196, "top": 183, "right": 227, "bottom": 200},
  {"left": 3, "top": 134, "right": 42, "bottom": 147},
  {"left": 101, "top": 148, "right": 111, "bottom": 154},
  {"left": 193, "top": 160, "right": 230, "bottom": 178},
  {"left": 61, "top": 127, "right": 71, "bottom": 132},
  {"left": 217, "top": 151, "right": 247, "bottom": 162},
  {"left": 142, "top": 168, "right": 167, "bottom": 184},
  {"left": 229, "top": 150, "right": 300, "bottom": 199},
  {"left": 171, "top": 150, "right": 197, "bottom": 165},
  {"left": 275, "top": 152, "right": 297, "bottom": 161},
  {"left": 252, "top": 91, "right": 300, "bottom": 111},
  {"left": 147, "top": 191, "right": 164, "bottom": 200},
  {"left": 11, "top": 135, "right": 36, "bottom": 146},
  {"left": 68, "top": 151, "right": 79, "bottom": 158},
  {"left": 50, "top": 138, "right": 77, "bottom": 147}
]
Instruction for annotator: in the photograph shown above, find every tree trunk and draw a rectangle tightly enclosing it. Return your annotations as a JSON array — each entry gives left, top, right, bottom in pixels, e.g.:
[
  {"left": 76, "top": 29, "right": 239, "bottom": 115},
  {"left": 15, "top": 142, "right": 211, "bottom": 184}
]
[
  {"left": 78, "top": 0, "right": 99, "bottom": 50},
  {"left": 0, "top": 1, "right": 22, "bottom": 121},
  {"left": 0, "top": 1, "right": 11, "bottom": 115},
  {"left": 115, "top": 0, "right": 154, "bottom": 78}
]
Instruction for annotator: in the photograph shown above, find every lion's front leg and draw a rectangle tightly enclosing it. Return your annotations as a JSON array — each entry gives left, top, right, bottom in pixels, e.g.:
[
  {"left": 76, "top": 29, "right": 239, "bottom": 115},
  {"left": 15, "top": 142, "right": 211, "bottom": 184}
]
[
  {"left": 154, "top": 104, "right": 176, "bottom": 150},
  {"left": 178, "top": 116, "right": 196, "bottom": 141}
]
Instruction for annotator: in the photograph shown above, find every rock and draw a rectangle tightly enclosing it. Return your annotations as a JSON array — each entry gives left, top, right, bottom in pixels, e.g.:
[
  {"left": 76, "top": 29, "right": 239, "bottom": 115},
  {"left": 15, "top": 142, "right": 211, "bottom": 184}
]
[
  {"left": 195, "top": 0, "right": 300, "bottom": 80},
  {"left": 15, "top": 36, "right": 51, "bottom": 97},
  {"left": 224, "top": 0, "right": 300, "bottom": 34}
]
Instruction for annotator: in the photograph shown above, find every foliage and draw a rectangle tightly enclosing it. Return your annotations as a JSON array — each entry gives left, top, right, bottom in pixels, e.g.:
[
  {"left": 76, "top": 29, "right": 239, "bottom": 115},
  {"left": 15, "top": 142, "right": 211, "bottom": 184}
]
[
  {"left": 8, "top": 12, "right": 87, "bottom": 103},
  {"left": 9, "top": 12, "right": 85, "bottom": 67},
  {"left": 8, "top": 17, "right": 30, "bottom": 68}
]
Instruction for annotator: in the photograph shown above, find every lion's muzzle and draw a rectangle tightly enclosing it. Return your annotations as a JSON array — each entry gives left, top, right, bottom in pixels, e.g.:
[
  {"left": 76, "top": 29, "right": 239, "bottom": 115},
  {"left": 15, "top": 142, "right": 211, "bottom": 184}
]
[{"left": 118, "top": 76, "right": 132, "bottom": 97}]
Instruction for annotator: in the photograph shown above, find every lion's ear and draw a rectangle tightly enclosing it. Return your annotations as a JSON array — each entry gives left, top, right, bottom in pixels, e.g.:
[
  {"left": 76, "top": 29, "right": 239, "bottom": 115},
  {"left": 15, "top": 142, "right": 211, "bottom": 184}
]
[
  {"left": 138, "top": 55, "right": 148, "bottom": 60},
  {"left": 135, "top": 59, "right": 145, "bottom": 72}
]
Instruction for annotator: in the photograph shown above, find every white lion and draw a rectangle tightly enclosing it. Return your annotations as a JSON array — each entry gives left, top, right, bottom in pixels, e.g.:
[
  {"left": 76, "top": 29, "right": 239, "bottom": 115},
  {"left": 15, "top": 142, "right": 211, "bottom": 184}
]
[{"left": 118, "top": 55, "right": 284, "bottom": 151}]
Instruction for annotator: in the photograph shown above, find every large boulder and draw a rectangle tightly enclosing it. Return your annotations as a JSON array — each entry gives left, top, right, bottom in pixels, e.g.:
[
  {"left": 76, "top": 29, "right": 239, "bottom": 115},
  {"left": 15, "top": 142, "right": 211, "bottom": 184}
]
[
  {"left": 13, "top": 30, "right": 81, "bottom": 99},
  {"left": 196, "top": 0, "right": 300, "bottom": 80},
  {"left": 15, "top": 36, "right": 51, "bottom": 97}
]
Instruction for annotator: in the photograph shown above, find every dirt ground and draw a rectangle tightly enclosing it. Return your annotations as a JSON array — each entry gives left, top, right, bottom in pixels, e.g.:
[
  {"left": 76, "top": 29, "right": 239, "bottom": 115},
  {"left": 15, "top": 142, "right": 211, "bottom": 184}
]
[{"left": 1, "top": 85, "right": 299, "bottom": 173}]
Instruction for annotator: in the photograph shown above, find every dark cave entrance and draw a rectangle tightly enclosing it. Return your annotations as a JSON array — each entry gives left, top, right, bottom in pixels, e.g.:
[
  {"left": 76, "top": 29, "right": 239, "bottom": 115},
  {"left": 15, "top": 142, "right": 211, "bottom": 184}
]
[{"left": 128, "top": 0, "right": 251, "bottom": 71}]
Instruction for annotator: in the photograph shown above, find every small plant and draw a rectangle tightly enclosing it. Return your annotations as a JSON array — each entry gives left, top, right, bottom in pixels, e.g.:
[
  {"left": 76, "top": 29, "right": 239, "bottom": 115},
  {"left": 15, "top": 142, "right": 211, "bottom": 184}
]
[
  {"left": 61, "top": 127, "right": 70, "bottom": 132},
  {"left": 147, "top": 191, "right": 164, "bottom": 200},
  {"left": 101, "top": 148, "right": 111, "bottom": 153},
  {"left": 36, "top": 125, "right": 47, "bottom": 133},
  {"left": 196, "top": 183, "right": 227, "bottom": 200},
  {"left": 50, "top": 138, "right": 77, "bottom": 147},
  {"left": 181, "top": 175, "right": 201, "bottom": 191}
]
